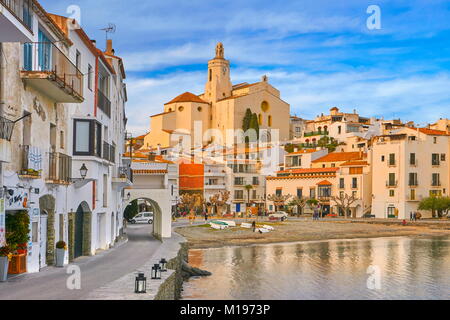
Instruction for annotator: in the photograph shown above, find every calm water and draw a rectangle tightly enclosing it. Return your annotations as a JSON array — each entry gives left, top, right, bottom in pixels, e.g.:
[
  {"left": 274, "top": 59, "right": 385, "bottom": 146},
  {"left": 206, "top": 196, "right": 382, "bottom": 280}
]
[{"left": 182, "top": 237, "right": 450, "bottom": 300}]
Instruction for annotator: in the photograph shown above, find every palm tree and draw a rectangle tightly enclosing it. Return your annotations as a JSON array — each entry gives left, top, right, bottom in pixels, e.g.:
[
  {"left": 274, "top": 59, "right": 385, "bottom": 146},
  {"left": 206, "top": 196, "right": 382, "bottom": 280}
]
[{"left": 244, "top": 185, "right": 253, "bottom": 215}]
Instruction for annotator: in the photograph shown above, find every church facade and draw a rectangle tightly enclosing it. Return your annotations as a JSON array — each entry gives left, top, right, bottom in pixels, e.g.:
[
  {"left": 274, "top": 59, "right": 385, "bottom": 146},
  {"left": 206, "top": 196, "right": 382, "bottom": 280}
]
[{"left": 143, "top": 43, "right": 291, "bottom": 151}]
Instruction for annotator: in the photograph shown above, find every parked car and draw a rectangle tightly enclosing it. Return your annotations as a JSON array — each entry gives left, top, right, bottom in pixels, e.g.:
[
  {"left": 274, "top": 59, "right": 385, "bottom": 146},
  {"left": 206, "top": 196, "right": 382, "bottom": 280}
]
[
  {"left": 130, "top": 212, "right": 154, "bottom": 224},
  {"left": 269, "top": 211, "right": 288, "bottom": 221}
]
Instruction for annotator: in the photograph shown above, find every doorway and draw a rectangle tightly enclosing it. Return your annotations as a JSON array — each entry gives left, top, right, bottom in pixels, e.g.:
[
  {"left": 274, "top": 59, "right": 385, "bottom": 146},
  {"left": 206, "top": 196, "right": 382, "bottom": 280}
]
[
  {"left": 74, "top": 205, "right": 84, "bottom": 259},
  {"left": 39, "top": 212, "right": 47, "bottom": 269}
]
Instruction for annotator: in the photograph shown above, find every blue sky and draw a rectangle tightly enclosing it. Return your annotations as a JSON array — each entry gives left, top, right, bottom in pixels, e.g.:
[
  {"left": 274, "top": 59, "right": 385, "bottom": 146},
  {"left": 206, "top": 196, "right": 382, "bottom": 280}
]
[{"left": 40, "top": 0, "right": 450, "bottom": 135}]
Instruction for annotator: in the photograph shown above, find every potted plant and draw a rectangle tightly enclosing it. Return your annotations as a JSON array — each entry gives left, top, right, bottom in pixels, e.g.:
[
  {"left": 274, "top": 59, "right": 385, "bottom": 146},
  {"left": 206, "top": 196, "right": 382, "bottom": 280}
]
[
  {"left": 0, "top": 246, "right": 12, "bottom": 282},
  {"left": 55, "top": 241, "right": 67, "bottom": 267}
]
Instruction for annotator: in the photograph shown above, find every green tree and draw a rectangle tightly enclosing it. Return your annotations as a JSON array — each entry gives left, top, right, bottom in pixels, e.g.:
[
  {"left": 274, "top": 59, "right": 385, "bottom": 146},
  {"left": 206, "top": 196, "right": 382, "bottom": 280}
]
[
  {"left": 249, "top": 113, "right": 260, "bottom": 139},
  {"left": 242, "top": 108, "right": 253, "bottom": 132},
  {"left": 5, "top": 211, "right": 30, "bottom": 249},
  {"left": 124, "top": 199, "right": 139, "bottom": 220},
  {"left": 418, "top": 196, "right": 450, "bottom": 218},
  {"left": 244, "top": 185, "right": 253, "bottom": 210},
  {"left": 288, "top": 196, "right": 308, "bottom": 217}
]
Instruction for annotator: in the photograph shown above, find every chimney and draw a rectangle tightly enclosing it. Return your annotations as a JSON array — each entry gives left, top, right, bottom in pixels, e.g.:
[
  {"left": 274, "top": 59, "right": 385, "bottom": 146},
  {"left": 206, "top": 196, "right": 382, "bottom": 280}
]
[
  {"left": 91, "top": 40, "right": 97, "bottom": 47},
  {"left": 106, "top": 39, "right": 113, "bottom": 55}
]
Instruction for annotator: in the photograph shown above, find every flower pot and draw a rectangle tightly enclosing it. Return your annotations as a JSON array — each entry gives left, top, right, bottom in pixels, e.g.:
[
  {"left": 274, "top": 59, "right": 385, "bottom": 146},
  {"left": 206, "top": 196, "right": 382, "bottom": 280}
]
[
  {"left": 0, "top": 257, "right": 9, "bottom": 282},
  {"left": 55, "top": 248, "right": 66, "bottom": 267}
]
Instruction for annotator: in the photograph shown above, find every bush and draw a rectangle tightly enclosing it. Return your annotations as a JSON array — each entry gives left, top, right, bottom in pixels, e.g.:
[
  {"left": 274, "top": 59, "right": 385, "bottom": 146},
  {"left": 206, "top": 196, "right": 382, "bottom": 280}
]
[
  {"left": 5, "top": 211, "right": 30, "bottom": 249},
  {"left": 56, "top": 241, "right": 67, "bottom": 249},
  {"left": 0, "top": 246, "right": 12, "bottom": 257}
]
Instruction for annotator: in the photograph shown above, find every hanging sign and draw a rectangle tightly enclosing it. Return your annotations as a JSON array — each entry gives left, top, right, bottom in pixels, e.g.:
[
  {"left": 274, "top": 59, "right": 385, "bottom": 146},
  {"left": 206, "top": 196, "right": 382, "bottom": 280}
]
[{"left": 5, "top": 188, "right": 29, "bottom": 210}]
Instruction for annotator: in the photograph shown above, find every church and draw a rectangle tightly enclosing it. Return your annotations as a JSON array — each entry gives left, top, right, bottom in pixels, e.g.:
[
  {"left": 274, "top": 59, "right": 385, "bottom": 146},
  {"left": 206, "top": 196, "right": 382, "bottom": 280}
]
[{"left": 143, "top": 43, "right": 291, "bottom": 150}]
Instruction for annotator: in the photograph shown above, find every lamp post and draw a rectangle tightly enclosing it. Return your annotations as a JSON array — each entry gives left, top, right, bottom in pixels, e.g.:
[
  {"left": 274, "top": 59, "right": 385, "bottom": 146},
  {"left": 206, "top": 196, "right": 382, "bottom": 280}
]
[
  {"left": 151, "top": 263, "right": 161, "bottom": 279},
  {"left": 134, "top": 272, "right": 147, "bottom": 294},
  {"left": 159, "top": 258, "right": 167, "bottom": 272}
]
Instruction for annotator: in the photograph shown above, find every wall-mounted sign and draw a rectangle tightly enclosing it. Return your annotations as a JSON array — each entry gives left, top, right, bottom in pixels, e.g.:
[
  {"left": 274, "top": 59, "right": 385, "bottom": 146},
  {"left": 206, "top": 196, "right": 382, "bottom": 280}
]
[{"left": 5, "top": 188, "right": 29, "bottom": 210}]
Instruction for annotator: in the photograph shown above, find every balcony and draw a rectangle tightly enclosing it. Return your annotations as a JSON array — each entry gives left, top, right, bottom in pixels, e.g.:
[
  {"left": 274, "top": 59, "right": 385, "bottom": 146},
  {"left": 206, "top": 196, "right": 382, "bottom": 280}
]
[
  {"left": 204, "top": 183, "right": 226, "bottom": 190},
  {"left": 386, "top": 180, "right": 398, "bottom": 188},
  {"left": 304, "top": 131, "right": 328, "bottom": 137},
  {"left": 18, "top": 145, "right": 42, "bottom": 178},
  {"left": 406, "top": 194, "right": 423, "bottom": 202},
  {"left": 102, "top": 142, "right": 115, "bottom": 163},
  {"left": 408, "top": 180, "right": 419, "bottom": 187},
  {"left": 431, "top": 181, "right": 441, "bottom": 187},
  {"left": 0, "top": 115, "right": 14, "bottom": 162},
  {"left": 21, "top": 42, "right": 84, "bottom": 103},
  {"left": 46, "top": 152, "right": 72, "bottom": 184},
  {"left": 97, "top": 89, "right": 111, "bottom": 117},
  {"left": 0, "top": 0, "right": 33, "bottom": 42},
  {"left": 204, "top": 170, "right": 226, "bottom": 177},
  {"left": 112, "top": 166, "right": 133, "bottom": 187}
]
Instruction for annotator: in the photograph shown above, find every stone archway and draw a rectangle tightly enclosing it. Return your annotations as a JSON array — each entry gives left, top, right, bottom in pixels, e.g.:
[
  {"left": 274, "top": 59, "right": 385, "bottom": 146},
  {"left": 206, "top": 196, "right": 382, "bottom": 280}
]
[
  {"left": 69, "top": 201, "right": 92, "bottom": 261},
  {"left": 123, "top": 189, "right": 171, "bottom": 239},
  {"left": 39, "top": 195, "right": 55, "bottom": 266}
]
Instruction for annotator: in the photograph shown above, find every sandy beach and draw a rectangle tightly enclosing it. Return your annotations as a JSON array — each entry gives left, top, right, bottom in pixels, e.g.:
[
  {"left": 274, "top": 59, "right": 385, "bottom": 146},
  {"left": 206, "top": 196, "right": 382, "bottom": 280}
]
[{"left": 175, "top": 218, "right": 450, "bottom": 249}]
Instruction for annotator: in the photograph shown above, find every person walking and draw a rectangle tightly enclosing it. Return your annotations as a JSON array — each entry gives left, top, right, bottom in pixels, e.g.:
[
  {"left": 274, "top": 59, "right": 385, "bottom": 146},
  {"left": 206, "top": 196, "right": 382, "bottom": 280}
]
[
  {"left": 204, "top": 211, "right": 209, "bottom": 222},
  {"left": 413, "top": 211, "right": 417, "bottom": 221},
  {"left": 252, "top": 220, "right": 257, "bottom": 232},
  {"left": 410, "top": 212, "right": 413, "bottom": 221}
]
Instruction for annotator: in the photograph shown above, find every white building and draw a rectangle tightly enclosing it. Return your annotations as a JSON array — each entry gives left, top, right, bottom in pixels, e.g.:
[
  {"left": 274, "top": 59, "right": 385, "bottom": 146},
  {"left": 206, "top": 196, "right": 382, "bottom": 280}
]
[{"left": 0, "top": 2, "right": 129, "bottom": 274}]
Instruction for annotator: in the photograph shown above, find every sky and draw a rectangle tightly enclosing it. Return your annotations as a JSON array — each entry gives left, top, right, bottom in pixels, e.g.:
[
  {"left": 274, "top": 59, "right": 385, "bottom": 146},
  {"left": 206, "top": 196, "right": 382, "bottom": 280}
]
[{"left": 40, "top": 0, "right": 450, "bottom": 136}]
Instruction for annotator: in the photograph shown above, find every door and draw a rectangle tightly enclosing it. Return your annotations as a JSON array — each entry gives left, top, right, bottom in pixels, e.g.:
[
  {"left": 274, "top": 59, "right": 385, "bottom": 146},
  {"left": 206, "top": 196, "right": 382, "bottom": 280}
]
[
  {"left": 74, "top": 207, "right": 84, "bottom": 259},
  {"left": 38, "top": 30, "right": 51, "bottom": 71},
  {"left": 39, "top": 214, "right": 47, "bottom": 269},
  {"left": 236, "top": 203, "right": 241, "bottom": 213}
]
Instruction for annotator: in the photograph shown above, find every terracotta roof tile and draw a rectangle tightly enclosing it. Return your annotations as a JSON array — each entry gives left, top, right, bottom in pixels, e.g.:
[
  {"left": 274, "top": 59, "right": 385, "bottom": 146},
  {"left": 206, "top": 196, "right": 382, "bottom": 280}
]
[
  {"left": 312, "top": 152, "right": 364, "bottom": 163},
  {"left": 317, "top": 180, "right": 332, "bottom": 185},
  {"left": 164, "top": 92, "right": 208, "bottom": 105},
  {"left": 277, "top": 168, "right": 339, "bottom": 174}
]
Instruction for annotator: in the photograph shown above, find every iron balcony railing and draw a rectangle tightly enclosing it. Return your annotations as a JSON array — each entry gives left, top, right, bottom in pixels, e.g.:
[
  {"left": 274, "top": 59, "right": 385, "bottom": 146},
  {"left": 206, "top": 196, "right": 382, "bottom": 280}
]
[
  {"left": 386, "top": 180, "right": 398, "bottom": 187},
  {"left": 48, "top": 152, "right": 72, "bottom": 183},
  {"left": 0, "top": 0, "right": 33, "bottom": 30},
  {"left": 22, "top": 42, "right": 83, "bottom": 99},
  {"left": 118, "top": 166, "right": 133, "bottom": 182},
  {"left": 304, "top": 131, "right": 329, "bottom": 137},
  {"left": 97, "top": 89, "right": 111, "bottom": 118},
  {"left": 102, "top": 142, "right": 115, "bottom": 163},
  {"left": 0, "top": 115, "right": 15, "bottom": 141}
]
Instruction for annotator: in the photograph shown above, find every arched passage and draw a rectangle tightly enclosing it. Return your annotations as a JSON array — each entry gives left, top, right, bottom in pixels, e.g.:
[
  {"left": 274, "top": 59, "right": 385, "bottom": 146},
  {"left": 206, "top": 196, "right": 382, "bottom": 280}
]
[
  {"left": 39, "top": 195, "right": 55, "bottom": 266},
  {"left": 123, "top": 188, "right": 171, "bottom": 239}
]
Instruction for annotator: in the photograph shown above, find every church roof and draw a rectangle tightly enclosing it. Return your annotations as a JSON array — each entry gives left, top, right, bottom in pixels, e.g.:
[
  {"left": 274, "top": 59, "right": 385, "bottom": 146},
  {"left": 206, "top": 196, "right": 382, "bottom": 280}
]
[{"left": 164, "top": 92, "right": 208, "bottom": 105}]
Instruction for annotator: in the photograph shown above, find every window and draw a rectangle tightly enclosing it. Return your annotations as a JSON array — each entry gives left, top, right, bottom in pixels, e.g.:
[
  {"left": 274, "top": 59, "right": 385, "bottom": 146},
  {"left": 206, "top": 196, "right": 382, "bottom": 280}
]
[
  {"left": 258, "top": 114, "right": 262, "bottom": 125},
  {"left": 388, "top": 153, "right": 396, "bottom": 166},
  {"left": 388, "top": 173, "right": 396, "bottom": 186},
  {"left": 73, "top": 119, "right": 102, "bottom": 156},
  {"left": 381, "top": 155, "right": 385, "bottom": 162},
  {"left": 441, "top": 154, "right": 446, "bottom": 162},
  {"left": 410, "top": 153, "right": 416, "bottom": 165},
  {"left": 234, "top": 177, "right": 244, "bottom": 185},
  {"left": 349, "top": 167, "right": 363, "bottom": 174},
  {"left": 178, "top": 106, "right": 184, "bottom": 112},
  {"left": 276, "top": 189, "right": 282, "bottom": 196},
  {"left": 234, "top": 190, "right": 244, "bottom": 200},
  {"left": 261, "top": 101, "right": 270, "bottom": 112},
  {"left": 59, "top": 214, "right": 64, "bottom": 241},
  {"left": 430, "top": 190, "right": 442, "bottom": 197},
  {"left": 352, "top": 177, "right": 358, "bottom": 189},
  {"left": 352, "top": 191, "right": 357, "bottom": 198},
  {"left": 409, "top": 173, "right": 418, "bottom": 186},
  {"left": 252, "top": 177, "right": 259, "bottom": 185},
  {"left": 338, "top": 126, "right": 342, "bottom": 134},
  {"left": 88, "top": 64, "right": 93, "bottom": 90},
  {"left": 432, "top": 153, "right": 440, "bottom": 166},
  {"left": 410, "top": 189, "right": 416, "bottom": 200},
  {"left": 339, "top": 178, "right": 345, "bottom": 189},
  {"left": 252, "top": 190, "right": 257, "bottom": 200},
  {"left": 433, "top": 137, "right": 437, "bottom": 144},
  {"left": 197, "top": 107, "right": 202, "bottom": 112},
  {"left": 268, "top": 115, "right": 272, "bottom": 127},
  {"left": 389, "top": 190, "right": 395, "bottom": 197},
  {"left": 432, "top": 173, "right": 440, "bottom": 186},
  {"left": 309, "top": 188, "right": 316, "bottom": 199},
  {"left": 76, "top": 50, "right": 81, "bottom": 70},
  {"left": 297, "top": 188, "right": 303, "bottom": 198}
]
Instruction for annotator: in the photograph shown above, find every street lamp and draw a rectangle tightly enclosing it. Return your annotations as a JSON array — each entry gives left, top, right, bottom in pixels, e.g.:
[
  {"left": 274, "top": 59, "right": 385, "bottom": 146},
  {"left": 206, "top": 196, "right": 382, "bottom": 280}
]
[
  {"left": 159, "top": 258, "right": 168, "bottom": 272},
  {"left": 79, "top": 163, "right": 88, "bottom": 179},
  {"left": 134, "top": 272, "right": 147, "bottom": 294},
  {"left": 151, "top": 264, "right": 161, "bottom": 279}
]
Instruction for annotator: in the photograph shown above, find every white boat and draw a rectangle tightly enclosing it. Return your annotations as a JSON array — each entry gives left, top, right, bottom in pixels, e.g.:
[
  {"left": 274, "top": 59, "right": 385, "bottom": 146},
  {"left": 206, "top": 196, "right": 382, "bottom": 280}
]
[
  {"left": 210, "top": 222, "right": 228, "bottom": 230},
  {"left": 262, "top": 225, "right": 274, "bottom": 231},
  {"left": 217, "top": 220, "right": 236, "bottom": 227},
  {"left": 256, "top": 228, "right": 270, "bottom": 233},
  {"left": 240, "top": 223, "right": 252, "bottom": 229}
]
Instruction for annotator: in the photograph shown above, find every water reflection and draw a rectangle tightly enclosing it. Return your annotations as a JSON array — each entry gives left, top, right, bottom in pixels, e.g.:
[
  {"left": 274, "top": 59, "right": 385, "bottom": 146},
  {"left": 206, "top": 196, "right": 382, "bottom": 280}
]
[{"left": 183, "top": 237, "right": 450, "bottom": 300}]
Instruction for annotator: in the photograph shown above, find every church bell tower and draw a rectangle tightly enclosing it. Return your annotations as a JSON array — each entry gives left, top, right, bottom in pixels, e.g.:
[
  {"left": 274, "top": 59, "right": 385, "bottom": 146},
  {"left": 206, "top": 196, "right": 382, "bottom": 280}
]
[{"left": 205, "top": 42, "right": 232, "bottom": 102}]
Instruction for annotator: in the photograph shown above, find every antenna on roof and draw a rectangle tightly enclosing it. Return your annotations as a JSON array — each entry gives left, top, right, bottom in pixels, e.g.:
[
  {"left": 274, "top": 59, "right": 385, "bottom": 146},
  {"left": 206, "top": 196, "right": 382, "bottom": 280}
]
[{"left": 101, "top": 23, "right": 116, "bottom": 41}]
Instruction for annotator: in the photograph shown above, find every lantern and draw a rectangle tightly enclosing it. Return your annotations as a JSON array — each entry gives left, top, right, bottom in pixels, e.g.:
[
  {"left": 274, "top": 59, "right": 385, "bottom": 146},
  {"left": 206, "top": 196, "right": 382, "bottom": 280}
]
[
  {"left": 151, "top": 264, "right": 161, "bottom": 279},
  {"left": 134, "top": 272, "right": 147, "bottom": 294},
  {"left": 79, "top": 163, "right": 88, "bottom": 179},
  {"left": 159, "top": 258, "right": 167, "bottom": 272}
]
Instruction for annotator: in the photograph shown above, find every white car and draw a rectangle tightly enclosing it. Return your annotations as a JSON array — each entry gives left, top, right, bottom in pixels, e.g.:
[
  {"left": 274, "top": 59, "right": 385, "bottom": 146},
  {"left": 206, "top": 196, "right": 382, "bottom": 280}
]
[
  {"left": 130, "top": 212, "right": 154, "bottom": 224},
  {"left": 269, "top": 211, "right": 288, "bottom": 220}
]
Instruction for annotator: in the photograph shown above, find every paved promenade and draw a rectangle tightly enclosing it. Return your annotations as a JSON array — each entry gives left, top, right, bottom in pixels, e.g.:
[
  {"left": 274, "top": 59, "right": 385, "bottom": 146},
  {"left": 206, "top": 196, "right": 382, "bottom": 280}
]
[{"left": 0, "top": 224, "right": 161, "bottom": 300}]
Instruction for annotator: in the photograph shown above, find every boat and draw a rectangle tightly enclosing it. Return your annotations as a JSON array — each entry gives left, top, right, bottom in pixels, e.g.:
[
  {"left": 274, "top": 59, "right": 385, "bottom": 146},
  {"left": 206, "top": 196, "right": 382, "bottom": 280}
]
[
  {"left": 210, "top": 221, "right": 229, "bottom": 230},
  {"left": 217, "top": 220, "right": 236, "bottom": 227}
]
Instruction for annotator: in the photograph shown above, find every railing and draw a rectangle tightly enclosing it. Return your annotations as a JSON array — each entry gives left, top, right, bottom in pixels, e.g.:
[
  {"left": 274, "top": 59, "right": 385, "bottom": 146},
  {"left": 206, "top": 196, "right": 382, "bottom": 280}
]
[
  {"left": 409, "top": 159, "right": 418, "bottom": 166},
  {"left": 0, "top": 0, "right": 33, "bottom": 30},
  {"left": 0, "top": 115, "right": 15, "bottom": 141},
  {"left": 102, "top": 142, "right": 115, "bottom": 163},
  {"left": 431, "top": 181, "right": 441, "bottom": 187},
  {"left": 386, "top": 180, "right": 398, "bottom": 187},
  {"left": 19, "top": 145, "right": 42, "bottom": 177},
  {"left": 406, "top": 194, "right": 423, "bottom": 201},
  {"left": 304, "top": 131, "right": 329, "bottom": 137},
  {"left": 48, "top": 152, "right": 72, "bottom": 183},
  {"left": 118, "top": 166, "right": 133, "bottom": 182},
  {"left": 22, "top": 42, "right": 83, "bottom": 99},
  {"left": 97, "top": 89, "right": 111, "bottom": 117},
  {"left": 408, "top": 180, "right": 419, "bottom": 187}
]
